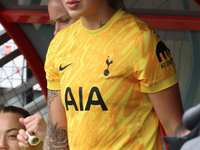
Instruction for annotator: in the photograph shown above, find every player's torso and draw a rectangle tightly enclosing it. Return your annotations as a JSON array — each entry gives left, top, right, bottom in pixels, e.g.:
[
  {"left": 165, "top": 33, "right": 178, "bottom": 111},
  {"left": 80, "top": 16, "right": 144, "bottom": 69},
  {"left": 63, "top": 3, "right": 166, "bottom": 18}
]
[
  {"left": 54, "top": 32, "right": 157, "bottom": 150},
  {"left": 58, "top": 36, "right": 139, "bottom": 113},
  {"left": 51, "top": 12, "right": 162, "bottom": 149}
]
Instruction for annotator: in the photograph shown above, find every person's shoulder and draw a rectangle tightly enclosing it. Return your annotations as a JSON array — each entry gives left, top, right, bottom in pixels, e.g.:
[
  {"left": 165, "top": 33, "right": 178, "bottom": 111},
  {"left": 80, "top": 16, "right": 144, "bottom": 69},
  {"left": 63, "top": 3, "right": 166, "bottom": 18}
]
[
  {"left": 49, "top": 35, "right": 58, "bottom": 47},
  {"left": 62, "top": 18, "right": 81, "bottom": 32},
  {"left": 56, "top": 18, "right": 81, "bottom": 38},
  {"left": 133, "top": 15, "right": 152, "bottom": 31},
  {"left": 51, "top": 19, "right": 81, "bottom": 45},
  {"left": 120, "top": 10, "right": 153, "bottom": 33}
]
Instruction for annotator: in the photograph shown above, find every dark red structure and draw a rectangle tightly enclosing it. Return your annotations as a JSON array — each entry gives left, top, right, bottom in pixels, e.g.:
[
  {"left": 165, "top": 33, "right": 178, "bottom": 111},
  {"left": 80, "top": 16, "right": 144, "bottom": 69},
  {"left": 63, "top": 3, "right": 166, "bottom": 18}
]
[
  {"left": 0, "top": 4, "right": 47, "bottom": 99},
  {"left": 194, "top": 0, "right": 200, "bottom": 7},
  {"left": 1, "top": 8, "right": 200, "bottom": 31}
]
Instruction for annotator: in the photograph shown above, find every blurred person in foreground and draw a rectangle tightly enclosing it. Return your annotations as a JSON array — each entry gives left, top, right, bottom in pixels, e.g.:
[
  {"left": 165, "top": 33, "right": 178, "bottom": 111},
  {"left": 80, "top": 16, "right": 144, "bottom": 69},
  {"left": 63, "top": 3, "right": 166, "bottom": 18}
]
[
  {"left": 48, "top": 0, "right": 78, "bottom": 36},
  {"left": 0, "top": 106, "right": 43, "bottom": 150}
]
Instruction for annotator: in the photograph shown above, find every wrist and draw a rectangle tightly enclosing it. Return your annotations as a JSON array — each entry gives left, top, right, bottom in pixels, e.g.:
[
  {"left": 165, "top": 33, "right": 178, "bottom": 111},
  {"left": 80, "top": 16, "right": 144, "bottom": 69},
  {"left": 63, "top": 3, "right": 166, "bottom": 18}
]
[{"left": 173, "top": 123, "right": 190, "bottom": 137}]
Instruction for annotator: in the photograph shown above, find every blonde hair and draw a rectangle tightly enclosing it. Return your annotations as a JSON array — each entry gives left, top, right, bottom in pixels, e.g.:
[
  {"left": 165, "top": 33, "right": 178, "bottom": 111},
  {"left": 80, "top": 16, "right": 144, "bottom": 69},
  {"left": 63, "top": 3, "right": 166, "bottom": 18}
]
[{"left": 108, "top": 0, "right": 126, "bottom": 11}]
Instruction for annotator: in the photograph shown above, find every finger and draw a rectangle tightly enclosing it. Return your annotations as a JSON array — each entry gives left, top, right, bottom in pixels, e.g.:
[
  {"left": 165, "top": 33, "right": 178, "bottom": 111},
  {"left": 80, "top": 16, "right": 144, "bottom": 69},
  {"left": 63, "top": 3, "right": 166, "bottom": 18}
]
[
  {"left": 24, "top": 114, "right": 42, "bottom": 130},
  {"left": 25, "top": 120, "right": 36, "bottom": 133},
  {"left": 23, "top": 115, "right": 34, "bottom": 124},
  {"left": 18, "top": 129, "right": 29, "bottom": 140},
  {"left": 25, "top": 115, "right": 44, "bottom": 135},
  {"left": 19, "top": 118, "right": 25, "bottom": 126},
  {"left": 17, "top": 131, "right": 29, "bottom": 145},
  {"left": 24, "top": 114, "right": 41, "bottom": 124},
  {"left": 27, "top": 122, "right": 47, "bottom": 140},
  {"left": 26, "top": 126, "right": 37, "bottom": 136},
  {"left": 27, "top": 121, "right": 44, "bottom": 137}
]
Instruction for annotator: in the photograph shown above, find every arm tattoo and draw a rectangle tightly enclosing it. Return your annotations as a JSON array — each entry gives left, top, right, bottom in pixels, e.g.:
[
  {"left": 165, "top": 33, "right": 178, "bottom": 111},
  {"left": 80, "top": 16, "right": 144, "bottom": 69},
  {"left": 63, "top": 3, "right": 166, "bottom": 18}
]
[
  {"left": 45, "top": 120, "right": 69, "bottom": 149},
  {"left": 173, "top": 123, "right": 190, "bottom": 137},
  {"left": 100, "top": 21, "right": 105, "bottom": 28},
  {"left": 43, "top": 90, "right": 69, "bottom": 150},
  {"left": 48, "top": 90, "right": 58, "bottom": 104}
]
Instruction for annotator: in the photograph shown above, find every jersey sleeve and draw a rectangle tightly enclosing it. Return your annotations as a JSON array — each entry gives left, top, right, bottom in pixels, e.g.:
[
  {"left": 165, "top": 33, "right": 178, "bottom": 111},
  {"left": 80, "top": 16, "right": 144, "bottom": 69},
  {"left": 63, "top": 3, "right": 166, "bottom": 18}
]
[
  {"left": 44, "top": 36, "right": 61, "bottom": 90},
  {"left": 132, "top": 29, "right": 178, "bottom": 93}
]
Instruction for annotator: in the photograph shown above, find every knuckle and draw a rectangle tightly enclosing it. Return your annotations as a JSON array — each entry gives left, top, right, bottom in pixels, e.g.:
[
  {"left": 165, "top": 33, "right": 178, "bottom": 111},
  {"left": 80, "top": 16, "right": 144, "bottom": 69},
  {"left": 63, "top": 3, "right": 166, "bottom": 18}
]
[{"left": 18, "top": 129, "right": 24, "bottom": 134}]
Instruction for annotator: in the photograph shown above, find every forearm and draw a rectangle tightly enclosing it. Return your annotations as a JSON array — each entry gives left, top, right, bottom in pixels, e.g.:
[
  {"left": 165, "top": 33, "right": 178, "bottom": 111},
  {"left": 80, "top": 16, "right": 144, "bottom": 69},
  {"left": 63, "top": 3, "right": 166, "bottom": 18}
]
[
  {"left": 43, "top": 120, "right": 69, "bottom": 150},
  {"left": 43, "top": 89, "right": 69, "bottom": 150}
]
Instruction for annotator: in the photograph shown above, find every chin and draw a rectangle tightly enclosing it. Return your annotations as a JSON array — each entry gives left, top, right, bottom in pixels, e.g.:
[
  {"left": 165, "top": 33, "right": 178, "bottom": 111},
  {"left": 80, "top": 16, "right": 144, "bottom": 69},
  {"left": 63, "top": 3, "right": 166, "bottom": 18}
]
[{"left": 68, "top": 11, "right": 82, "bottom": 18}]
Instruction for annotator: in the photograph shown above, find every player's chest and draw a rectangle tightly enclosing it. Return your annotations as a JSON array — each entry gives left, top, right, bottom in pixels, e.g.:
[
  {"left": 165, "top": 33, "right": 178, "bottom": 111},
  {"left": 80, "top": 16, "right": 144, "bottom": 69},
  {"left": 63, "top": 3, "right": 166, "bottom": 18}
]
[{"left": 56, "top": 48, "right": 133, "bottom": 86}]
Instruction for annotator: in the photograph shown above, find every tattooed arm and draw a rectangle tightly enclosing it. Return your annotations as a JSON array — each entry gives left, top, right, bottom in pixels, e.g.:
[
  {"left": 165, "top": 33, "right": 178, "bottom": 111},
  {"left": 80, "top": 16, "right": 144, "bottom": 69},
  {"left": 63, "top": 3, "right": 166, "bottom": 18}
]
[
  {"left": 100, "top": 21, "right": 105, "bottom": 28},
  {"left": 43, "top": 89, "right": 69, "bottom": 150}
]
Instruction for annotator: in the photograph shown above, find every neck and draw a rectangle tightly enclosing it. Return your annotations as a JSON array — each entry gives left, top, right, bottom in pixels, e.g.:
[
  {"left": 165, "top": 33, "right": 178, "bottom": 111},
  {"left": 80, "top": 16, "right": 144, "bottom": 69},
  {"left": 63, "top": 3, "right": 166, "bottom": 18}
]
[{"left": 81, "top": 5, "right": 118, "bottom": 30}]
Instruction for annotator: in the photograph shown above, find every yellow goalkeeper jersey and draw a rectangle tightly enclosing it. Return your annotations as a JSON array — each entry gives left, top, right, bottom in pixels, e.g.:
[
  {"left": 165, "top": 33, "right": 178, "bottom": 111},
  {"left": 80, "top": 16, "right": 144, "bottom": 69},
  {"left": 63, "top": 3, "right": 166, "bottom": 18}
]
[{"left": 45, "top": 9, "right": 178, "bottom": 150}]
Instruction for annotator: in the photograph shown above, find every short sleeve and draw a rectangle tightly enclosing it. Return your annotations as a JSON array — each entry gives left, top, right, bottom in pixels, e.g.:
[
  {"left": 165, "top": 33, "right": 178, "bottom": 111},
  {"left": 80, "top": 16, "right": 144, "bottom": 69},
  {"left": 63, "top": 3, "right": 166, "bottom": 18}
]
[
  {"left": 132, "top": 29, "right": 178, "bottom": 93},
  {"left": 44, "top": 37, "right": 61, "bottom": 90}
]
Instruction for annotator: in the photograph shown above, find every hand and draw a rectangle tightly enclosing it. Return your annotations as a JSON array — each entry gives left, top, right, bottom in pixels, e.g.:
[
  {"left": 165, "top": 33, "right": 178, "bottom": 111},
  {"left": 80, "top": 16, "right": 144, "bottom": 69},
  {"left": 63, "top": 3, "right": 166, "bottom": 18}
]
[
  {"left": 19, "top": 114, "right": 47, "bottom": 141},
  {"left": 17, "top": 129, "right": 29, "bottom": 148},
  {"left": 17, "top": 129, "right": 43, "bottom": 150}
]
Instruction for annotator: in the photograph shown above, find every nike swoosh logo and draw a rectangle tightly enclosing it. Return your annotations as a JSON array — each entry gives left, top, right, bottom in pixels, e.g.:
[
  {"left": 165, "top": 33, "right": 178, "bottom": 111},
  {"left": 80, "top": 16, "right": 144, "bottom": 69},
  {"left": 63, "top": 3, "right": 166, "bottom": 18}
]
[{"left": 59, "top": 63, "right": 72, "bottom": 71}]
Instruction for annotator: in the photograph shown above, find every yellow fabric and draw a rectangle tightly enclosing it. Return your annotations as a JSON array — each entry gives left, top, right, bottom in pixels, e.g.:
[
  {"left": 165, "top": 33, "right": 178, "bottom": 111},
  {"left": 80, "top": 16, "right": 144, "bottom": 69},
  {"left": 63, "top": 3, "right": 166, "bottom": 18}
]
[{"left": 45, "top": 9, "right": 178, "bottom": 150}]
